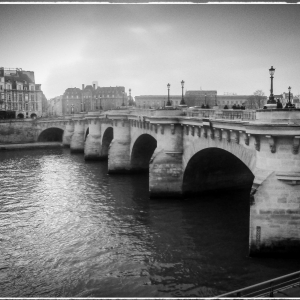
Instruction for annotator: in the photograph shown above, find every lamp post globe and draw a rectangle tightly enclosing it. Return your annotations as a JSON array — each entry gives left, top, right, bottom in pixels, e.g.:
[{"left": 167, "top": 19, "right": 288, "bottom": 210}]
[
  {"left": 166, "top": 83, "right": 172, "bottom": 108},
  {"left": 179, "top": 80, "right": 187, "bottom": 107}
]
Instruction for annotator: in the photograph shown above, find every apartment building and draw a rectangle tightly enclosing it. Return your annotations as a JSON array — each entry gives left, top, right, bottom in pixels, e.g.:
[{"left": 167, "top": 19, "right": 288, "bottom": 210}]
[{"left": 0, "top": 67, "right": 45, "bottom": 118}]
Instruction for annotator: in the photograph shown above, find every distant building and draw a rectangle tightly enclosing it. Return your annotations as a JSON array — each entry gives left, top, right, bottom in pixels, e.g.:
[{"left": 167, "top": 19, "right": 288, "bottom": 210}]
[
  {"left": 185, "top": 90, "right": 217, "bottom": 107},
  {"left": 135, "top": 95, "right": 182, "bottom": 109},
  {"left": 0, "top": 67, "right": 45, "bottom": 118},
  {"left": 47, "top": 95, "right": 63, "bottom": 117},
  {"left": 62, "top": 82, "right": 128, "bottom": 114},
  {"left": 293, "top": 97, "right": 300, "bottom": 108}
]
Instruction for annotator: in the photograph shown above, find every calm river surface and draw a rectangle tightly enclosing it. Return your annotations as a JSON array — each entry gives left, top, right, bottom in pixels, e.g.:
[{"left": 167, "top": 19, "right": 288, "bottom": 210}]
[{"left": 0, "top": 148, "right": 299, "bottom": 297}]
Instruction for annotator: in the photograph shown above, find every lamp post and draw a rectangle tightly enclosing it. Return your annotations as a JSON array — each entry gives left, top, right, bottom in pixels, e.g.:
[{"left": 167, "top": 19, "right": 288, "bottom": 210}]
[
  {"left": 100, "top": 95, "right": 103, "bottom": 110},
  {"left": 129, "top": 88, "right": 132, "bottom": 106},
  {"left": 122, "top": 91, "right": 125, "bottom": 106},
  {"left": 179, "top": 80, "right": 186, "bottom": 106},
  {"left": 166, "top": 83, "right": 172, "bottom": 108},
  {"left": 267, "top": 66, "right": 276, "bottom": 104},
  {"left": 205, "top": 93, "right": 207, "bottom": 107},
  {"left": 288, "top": 86, "right": 292, "bottom": 107}
]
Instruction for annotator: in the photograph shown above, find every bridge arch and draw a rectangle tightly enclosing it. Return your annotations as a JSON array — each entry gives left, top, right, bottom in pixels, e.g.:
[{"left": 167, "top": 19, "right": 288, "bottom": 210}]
[
  {"left": 131, "top": 134, "right": 157, "bottom": 172},
  {"left": 101, "top": 127, "right": 113, "bottom": 158},
  {"left": 183, "top": 147, "right": 254, "bottom": 196},
  {"left": 37, "top": 127, "right": 64, "bottom": 142}
]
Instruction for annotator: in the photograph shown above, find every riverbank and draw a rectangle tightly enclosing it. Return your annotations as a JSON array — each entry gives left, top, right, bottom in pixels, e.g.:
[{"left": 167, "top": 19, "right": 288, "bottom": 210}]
[{"left": 0, "top": 142, "right": 63, "bottom": 151}]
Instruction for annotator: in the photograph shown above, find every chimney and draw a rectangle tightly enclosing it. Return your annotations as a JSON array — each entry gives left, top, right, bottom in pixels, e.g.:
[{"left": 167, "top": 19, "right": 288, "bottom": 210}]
[
  {"left": 82, "top": 84, "right": 85, "bottom": 90},
  {"left": 92, "top": 81, "right": 98, "bottom": 89}
]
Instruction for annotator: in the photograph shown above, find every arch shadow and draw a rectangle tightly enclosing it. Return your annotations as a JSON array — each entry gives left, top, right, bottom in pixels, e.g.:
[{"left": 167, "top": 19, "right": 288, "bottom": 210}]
[
  {"left": 131, "top": 134, "right": 157, "bottom": 173},
  {"left": 183, "top": 147, "right": 254, "bottom": 196},
  {"left": 38, "top": 128, "right": 64, "bottom": 142},
  {"left": 85, "top": 127, "right": 89, "bottom": 141},
  {"left": 101, "top": 127, "right": 113, "bottom": 158}
]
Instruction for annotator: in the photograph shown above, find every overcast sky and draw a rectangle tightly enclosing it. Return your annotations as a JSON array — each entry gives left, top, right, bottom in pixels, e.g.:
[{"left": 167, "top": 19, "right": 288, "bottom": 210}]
[{"left": 0, "top": 4, "right": 299, "bottom": 99}]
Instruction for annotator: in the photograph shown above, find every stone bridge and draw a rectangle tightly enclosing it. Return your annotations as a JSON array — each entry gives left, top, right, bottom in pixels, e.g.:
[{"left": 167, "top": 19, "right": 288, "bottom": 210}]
[{"left": 35, "top": 108, "right": 300, "bottom": 257}]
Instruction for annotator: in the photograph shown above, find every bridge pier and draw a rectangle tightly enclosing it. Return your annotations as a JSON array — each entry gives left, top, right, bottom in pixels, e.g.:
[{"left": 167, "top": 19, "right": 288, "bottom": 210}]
[
  {"left": 249, "top": 133, "right": 300, "bottom": 256},
  {"left": 84, "top": 118, "right": 102, "bottom": 160},
  {"left": 108, "top": 118, "right": 131, "bottom": 173},
  {"left": 149, "top": 123, "right": 184, "bottom": 198},
  {"left": 70, "top": 118, "right": 85, "bottom": 153},
  {"left": 62, "top": 120, "right": 74, "bottom": 147}
]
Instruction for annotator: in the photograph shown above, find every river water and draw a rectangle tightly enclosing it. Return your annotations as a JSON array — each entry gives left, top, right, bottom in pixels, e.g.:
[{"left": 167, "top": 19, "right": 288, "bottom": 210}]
[{"left": 0, "top": 148, "right": 299, "bottom": 297}]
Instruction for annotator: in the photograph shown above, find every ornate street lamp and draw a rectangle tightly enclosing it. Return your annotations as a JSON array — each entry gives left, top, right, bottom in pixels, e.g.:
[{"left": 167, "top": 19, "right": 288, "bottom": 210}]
[
  {"left": 205, "top": 93, "right": 207, "bottom": 106},
  {"left": 166, "top": 83, "right": 172, "bottom": 107},
  {"left": 287, "top": 86, "right": 292, "bottom": 107},
  {"left": 129, "top": 88, "right": 132, "bottom": 106},
  {"left": 179, "top": 80, "right": 186, "bottom": 106},
  {"left": 267, "top": 66, "right": 276, "bottom": 104},
  {"left": 122, "top": 91, "right": 125, "bottom": 106}
]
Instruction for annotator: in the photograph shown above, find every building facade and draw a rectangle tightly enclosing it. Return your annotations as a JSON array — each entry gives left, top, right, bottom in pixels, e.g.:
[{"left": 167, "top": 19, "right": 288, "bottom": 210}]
[
  {"left": 47, "top": 95, "right": 63, "bottom": 117},
  {"left": 135, "top": 95, "right": 182, "bottom": 109},
  {"left": 185, "top": 90, "right": 218, "bottom": 107},
  {"left": 62, "top": 82, "right": 128, "bottom": 115},
  {"left": 0, "top": 67, "right": 45, "bottom": 118}
]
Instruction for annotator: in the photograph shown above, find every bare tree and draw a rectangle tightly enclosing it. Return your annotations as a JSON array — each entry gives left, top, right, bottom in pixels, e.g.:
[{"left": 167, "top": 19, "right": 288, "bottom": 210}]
[{"left": 246, "top": 90, "right": 266, "bottom": 109}]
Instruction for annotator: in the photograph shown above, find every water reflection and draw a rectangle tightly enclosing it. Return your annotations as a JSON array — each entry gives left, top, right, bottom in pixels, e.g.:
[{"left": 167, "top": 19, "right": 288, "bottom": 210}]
[{"left": 0, "top": 149, "right": 299, "bottom": 297}]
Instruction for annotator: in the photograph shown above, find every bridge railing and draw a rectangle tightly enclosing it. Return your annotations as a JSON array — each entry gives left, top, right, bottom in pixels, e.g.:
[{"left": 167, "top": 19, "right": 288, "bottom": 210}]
[
  {"left": 216, "top": 270, "right": 300, "bottom": 298},
  {"left": 186, "top": 109, "right": 256, "bottom": 121}
]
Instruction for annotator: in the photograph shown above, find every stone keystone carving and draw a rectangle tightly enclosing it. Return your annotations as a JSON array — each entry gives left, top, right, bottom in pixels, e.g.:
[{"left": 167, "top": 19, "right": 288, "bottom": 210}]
[
  {"left": 218, "top": 129, "right": 222, "bottom": 141},
  {"left": 210, "top": 129, "right": 214, "bottom": 140},
  {"left": 235, "top": 131, "right": 240, "bottom": 144},
  {"left": 266, "top": 135, "right": 276, "bottom": 153},
  {"left": 226, "top": 130, "right": 231, "bottom": 142},
  {"left": 245, "top": 133, "right": 250, "bottom": 145},
  {"left": 203, "top": 128, "right": 207, "bottom": 138},
  {"left": 170, "top": 124, "right": 175, "bottom": 135},
  {"left": 197, "top": 126, "right": 201, "bottom": 137},
  {"left": 160, "top": 124, "right": 164, "bottom": 134},
  {"left": 114, "top": 120, "right": 118, "bottom": 127},
  {"left": 185, "top": 125, "right": 189, "bottom": 135},
  {"left": 293, "top": 136, "right": 300, "bottom": 154},
  {"left": 254, "top": 135, "right": 260, "bottom": 151},
  {"left": 155, "top": 124, "right": 158, "bottom": 133},
  {"left": 191, "top": 126, "right": 195, "bottom": 136}
]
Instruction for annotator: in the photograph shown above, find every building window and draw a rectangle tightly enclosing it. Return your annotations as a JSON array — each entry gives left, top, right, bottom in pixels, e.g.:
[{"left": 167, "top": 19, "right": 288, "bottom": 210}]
[
  {"left": 30, "top": 86, "right": 34, "bottom": 91},
  {"left": 31, "top": 95, "right": 34, "bottom": 101},
  {"left": 8, "top": 94, "right": 11, "bottom": 101},
  {"left": 19, "top": 94, "right": 23, "bottom": 101}
]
